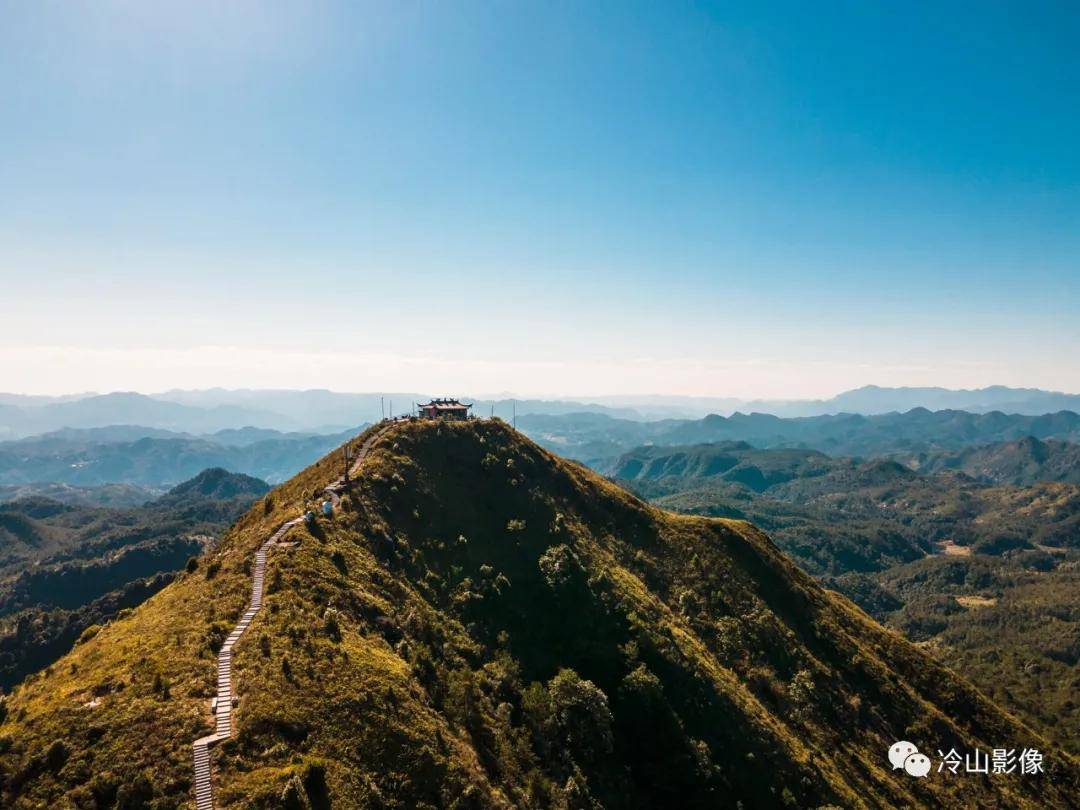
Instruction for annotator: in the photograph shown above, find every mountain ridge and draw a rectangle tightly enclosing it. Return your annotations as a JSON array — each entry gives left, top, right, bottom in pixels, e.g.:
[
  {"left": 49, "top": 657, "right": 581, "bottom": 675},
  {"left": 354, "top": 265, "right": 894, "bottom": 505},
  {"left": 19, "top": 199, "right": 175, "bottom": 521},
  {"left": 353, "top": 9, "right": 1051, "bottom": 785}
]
[
  {"left": 1, "top": 420, "right": 1075, "bottom": 807},
  {"left": 522, "top": 408, "right": 1080, "bottom": 467},
  {"left": 0, "top": 429, "right": 363, "bottom": 488},
  {"left": 908, "top": 437, "right": 1080, "bottom": 485},
  {"left": 0, "top": 469, "right": 271, "bottom": 691},
  {"left": 3, "top": 385, "right": 1080, "bottom": 439}
]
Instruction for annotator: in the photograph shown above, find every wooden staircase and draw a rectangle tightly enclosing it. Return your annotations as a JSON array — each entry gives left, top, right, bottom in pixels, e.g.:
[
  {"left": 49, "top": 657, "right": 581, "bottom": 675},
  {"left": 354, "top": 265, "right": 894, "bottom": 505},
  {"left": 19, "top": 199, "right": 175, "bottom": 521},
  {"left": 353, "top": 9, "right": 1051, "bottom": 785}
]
[
  {"left": 192, "top": 734, "right": 215, "bottom": 810},
  {"left": 190, "top": 516, "right": 299, "bottom": 807},
  {"left": 190, "top": 421, "right": 397, "bottom": 808}
]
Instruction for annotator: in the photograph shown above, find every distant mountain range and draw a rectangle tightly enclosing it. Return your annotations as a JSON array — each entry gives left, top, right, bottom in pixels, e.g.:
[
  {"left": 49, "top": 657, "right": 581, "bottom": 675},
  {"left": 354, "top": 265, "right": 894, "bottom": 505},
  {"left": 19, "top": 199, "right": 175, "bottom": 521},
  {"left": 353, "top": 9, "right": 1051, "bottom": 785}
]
[
  {"left": 608, "top": 442, "right": 837, "bottom": 492},
  {"left": 2, "top": 385, "right": 1078, "bottom": 439},
  {"left": 741, "top": 384, "right": 1080, "bottom": 418},
  {"left": 0, "top": 481, "right": 156, "bottom": 508},
  {"left": 0, "top": 468, "right": 269, "bottom": 689},
  {"left": 0, "top": 426, "right": 362, "bottom": 487},
  {"left": 5, "top": 408, "right": 1080, "bottom": 488},
  {"left": 658, "top": 409, "right": 1080, "bottom": 456},
  {"left": 905, "top": 436, "right": 1080, "bottom": 486},
  {"left": 608, "top": 436, "right": 1080, "bottom": 524},
  {"left": 610, "top": 441, "right": 1080, "bottom": 563},
  {"left": 537, "top": 385, "right": 1080, "bottom": 418},
  {"left": 0, "top": 390, "right": 646, "bottom": 439},
  {"left": 524, "top": 408, "right": 1080, "bottom": 467},
  {"left": 0, "top": 392, "right": 290, "bottom": 439}
]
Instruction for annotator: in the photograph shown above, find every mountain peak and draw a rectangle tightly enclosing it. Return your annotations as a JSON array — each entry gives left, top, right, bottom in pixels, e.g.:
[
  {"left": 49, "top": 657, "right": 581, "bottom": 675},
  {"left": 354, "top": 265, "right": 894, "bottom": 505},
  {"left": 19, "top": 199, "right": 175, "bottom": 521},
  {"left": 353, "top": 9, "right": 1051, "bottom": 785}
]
[
  {"left": 158, "top": 467, "right": 271, "bottom": 503},
  {"left": 1, "top": 420, "right": 1074, "bottom": 808}
]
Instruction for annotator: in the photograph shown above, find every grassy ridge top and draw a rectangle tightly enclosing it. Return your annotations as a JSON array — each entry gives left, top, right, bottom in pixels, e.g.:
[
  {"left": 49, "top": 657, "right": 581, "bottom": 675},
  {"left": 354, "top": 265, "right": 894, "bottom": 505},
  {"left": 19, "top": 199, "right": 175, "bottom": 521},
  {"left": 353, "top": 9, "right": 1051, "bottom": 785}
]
[{"left": 0, "top": 420, "right": 1076, "bottom": 808}]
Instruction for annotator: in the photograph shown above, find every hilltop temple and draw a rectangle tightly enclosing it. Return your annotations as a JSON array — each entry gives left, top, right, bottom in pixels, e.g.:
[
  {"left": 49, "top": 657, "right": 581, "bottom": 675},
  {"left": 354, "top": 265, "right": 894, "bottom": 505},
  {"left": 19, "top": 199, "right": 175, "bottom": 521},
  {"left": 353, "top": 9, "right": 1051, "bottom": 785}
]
[{"left": 417, "top": 398, "right": 472, "bottom": 420}]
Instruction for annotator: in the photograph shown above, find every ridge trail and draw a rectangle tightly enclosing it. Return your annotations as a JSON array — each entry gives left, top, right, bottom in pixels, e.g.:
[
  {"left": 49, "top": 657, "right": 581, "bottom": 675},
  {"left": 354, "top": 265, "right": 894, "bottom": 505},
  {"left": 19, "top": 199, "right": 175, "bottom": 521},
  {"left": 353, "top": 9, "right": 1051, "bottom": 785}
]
[{"left": 190, "top": 420, "right": 398, "bottom": 809}]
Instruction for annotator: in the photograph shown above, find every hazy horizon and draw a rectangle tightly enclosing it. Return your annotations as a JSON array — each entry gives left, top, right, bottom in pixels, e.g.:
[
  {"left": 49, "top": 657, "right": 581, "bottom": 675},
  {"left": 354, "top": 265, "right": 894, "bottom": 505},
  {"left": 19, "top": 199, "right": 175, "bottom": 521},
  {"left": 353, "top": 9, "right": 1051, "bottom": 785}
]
[
  {"left": 3, "top": 382, "right": 1080, "bottom": 404},
  {"left": 3, "top": 3, "right": 1077, "bottom": 398},
  {"left": 2, "top": 346, "right": 1079, "bottom": 400}
]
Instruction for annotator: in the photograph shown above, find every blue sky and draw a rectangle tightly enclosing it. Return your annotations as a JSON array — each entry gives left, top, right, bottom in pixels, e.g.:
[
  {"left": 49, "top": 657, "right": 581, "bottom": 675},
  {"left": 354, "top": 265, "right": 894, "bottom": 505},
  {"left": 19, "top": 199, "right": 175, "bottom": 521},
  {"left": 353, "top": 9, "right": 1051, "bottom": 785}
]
[{"left": 1, "top": 1, "right": 1077, "bottom": 397}]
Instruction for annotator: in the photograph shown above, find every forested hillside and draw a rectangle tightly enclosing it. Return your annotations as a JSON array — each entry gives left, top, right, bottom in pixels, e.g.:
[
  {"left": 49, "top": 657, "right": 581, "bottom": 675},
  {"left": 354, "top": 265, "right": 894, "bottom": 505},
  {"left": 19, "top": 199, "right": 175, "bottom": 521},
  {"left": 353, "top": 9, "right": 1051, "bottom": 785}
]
[
  {"left": 614, "top": 443, "right": 1080, "bottom": 754},
  {"left": 1, "top": 421, "right": 1074, "bottom": 808},
  {"left": 0, "top": 470, "right": 269, "bottom": 690}
]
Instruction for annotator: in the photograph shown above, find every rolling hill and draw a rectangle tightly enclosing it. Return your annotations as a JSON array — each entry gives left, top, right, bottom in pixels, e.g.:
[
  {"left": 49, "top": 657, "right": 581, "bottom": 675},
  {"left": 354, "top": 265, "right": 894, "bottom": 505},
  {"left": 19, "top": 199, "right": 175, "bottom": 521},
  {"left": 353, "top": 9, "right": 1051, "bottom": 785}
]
[
  {"left": 520, "top": 409, "right": 1080, "bottom": 467},
  {"left": 6, "top": 386, "right": 1079, "bottom": 431},
  {"left": 612, "top": 442, "right": 1080, "bottom": 756},
  {"left": 0, "top": 470, "right": 270, "bottom": 691},
  {"left": 0, "top": 420, "right": 1074, "bottom": 808},
  {"left": 7, "top": 399, "right": 1080, "bottom": 487},
  {"left": 908, "top": 436, "right": 1080, "bottom": 485},
  {"left": 0, "top": 483, "right": 155, "bottom": 509},
  {"left": 607, "top": 442, "right": 842, "bottom": 491},
  {"left": 785, "top": 385, "right": 1080, "bottom": 417},
  {"left": 0, "top": 428, "right": 362, "bottom": 488},
  {"left": 0, "top": 393, "right": 289, "bottom": 440},
  {"left": 0, "top": 391, "right": 644, "bottom": 440}
]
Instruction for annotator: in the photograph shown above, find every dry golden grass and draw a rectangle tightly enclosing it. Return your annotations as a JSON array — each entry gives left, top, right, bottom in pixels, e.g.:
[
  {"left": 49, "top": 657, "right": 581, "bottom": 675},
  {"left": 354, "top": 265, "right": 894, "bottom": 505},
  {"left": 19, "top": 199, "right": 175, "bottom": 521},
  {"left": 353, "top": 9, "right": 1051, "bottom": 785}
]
[
  {"left": 955, "top": 595, "right": 998, "bottom": 609},
  {"left": 938, "top": 538, "right": 973, "bottom": 556}
]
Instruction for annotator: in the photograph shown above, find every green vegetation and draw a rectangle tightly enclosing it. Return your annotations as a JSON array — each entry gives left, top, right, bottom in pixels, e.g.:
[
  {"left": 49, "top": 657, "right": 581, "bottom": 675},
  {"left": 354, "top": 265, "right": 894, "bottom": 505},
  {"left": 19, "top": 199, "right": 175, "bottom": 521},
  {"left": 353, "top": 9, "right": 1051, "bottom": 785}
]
[
  {"left": 0, "top": 429, "right": 360, "bottom": 488},
  {"left": 906, "top": 436, "right": 1080, "bottom": 485},
  {"left": 617, "top": 442, "right": 1080, "bottom": 755},
  {"left": 521, "top": 408, "right": 1080, "bottom": 467},
  {"left": 869, "top": 555, "right": 1080, "bottom": 757},
  {"left": 0, "top": 421, "right": 1074, "bottom": 807},
  {"left": 0, "top": 469, "right": 269, "bottom": 690}
]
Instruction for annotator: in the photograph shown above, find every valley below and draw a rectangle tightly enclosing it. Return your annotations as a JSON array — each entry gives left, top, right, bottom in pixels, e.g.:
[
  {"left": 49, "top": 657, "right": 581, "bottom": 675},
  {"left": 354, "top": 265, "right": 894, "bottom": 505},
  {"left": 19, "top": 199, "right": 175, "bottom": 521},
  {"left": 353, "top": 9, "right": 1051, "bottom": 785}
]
[{"left": 0, "top": 469, "right": 270, "bottom": 691}]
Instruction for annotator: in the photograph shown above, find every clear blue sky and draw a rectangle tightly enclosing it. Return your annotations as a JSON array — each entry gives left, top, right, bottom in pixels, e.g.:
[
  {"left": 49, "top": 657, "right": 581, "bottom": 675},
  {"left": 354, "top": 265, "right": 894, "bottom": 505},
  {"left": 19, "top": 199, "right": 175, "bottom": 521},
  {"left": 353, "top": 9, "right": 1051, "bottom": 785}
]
[{"left": 1, "top": 1, "right": 1077, "bottom": 397}]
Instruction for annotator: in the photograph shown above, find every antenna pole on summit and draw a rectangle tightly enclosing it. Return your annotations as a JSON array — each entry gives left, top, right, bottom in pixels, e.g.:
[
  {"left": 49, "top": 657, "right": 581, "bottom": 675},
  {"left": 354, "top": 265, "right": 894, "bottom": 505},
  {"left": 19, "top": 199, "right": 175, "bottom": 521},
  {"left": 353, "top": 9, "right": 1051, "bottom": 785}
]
[
  {"left": 513, "top": 400, "right": 516, "bottom": 430},
  {"left": 381, "top": 397, "right": 385, "bottom": 421}
]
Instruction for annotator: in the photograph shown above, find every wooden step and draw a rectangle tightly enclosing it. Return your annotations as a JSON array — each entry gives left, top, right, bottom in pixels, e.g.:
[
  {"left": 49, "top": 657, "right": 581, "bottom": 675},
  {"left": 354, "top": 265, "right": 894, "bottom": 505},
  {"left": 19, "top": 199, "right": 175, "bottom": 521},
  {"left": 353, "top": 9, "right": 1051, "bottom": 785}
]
[{"left": 189, "top": 425, "right": 396, "bottom": 810}]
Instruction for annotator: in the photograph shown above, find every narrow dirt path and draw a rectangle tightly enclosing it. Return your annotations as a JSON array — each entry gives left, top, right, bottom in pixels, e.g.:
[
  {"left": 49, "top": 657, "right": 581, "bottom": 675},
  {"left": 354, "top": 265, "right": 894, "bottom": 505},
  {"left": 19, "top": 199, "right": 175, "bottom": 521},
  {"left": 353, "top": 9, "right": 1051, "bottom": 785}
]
[{"left": 191, "top": 420, "right": 398, "bottom": 809}]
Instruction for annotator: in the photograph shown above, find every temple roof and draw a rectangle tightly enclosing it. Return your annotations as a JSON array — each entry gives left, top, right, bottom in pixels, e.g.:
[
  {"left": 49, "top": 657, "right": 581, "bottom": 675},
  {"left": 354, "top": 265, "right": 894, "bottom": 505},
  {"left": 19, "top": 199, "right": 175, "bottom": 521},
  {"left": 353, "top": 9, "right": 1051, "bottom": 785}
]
[{"left": 419, "top": 398, "right": 472, "bottom": 409}]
